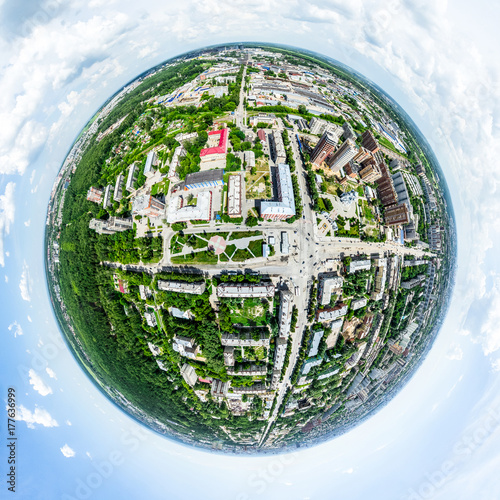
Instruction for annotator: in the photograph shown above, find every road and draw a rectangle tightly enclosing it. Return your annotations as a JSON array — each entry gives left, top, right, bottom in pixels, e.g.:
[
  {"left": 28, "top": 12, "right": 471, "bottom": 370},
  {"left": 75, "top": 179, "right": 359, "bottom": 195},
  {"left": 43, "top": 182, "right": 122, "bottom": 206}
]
[{"left": 118, "top": 65, "right": 434, "bottom": 447}]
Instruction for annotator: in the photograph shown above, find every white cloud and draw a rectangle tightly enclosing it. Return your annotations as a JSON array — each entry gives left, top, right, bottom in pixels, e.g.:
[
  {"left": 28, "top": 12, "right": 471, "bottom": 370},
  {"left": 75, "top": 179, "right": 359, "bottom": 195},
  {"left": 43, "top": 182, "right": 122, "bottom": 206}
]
[
  {"left": 478, "top": 286, "right": 500, "bottom": 357},
  {"left": 66, "top": 420, "right": 72, "bottom": 426},
  {"left": 86, "top": 451, "right": 92, "bottom": 460},
  {"left": 60, "top": 444, "right": 76, "bottom": 458},
  {"left": 46, "top": 367, "right": 57, "bottom": 379},
  {"left": 7, "top": 321, "right": 23, "bottom": 337},
  {"left": 342, "top": 468, "right": 354, "bottom": 474},
  {"left": 15, "top": 404, "right": 58, "bottom": 429},
  {"left": 24, "top": 219, "right": 31, "bottom": 227},
  {"left": 27, "top": 315, "right": 32, "bottom": 322},
  {"left": 19, "top": 261, "right": 32, "bottom": 301},
  {"left": 0, "top": 11, "right": 133, "bottom": 175},
  {"left": 447, "top": 344, "right": 464, "bottom": 361},
  {"left": 28, "top": 369, "right": 53, "bottom": 396},
  {"left": 0, "top": 182, "right": 15, "bottom": 267}
]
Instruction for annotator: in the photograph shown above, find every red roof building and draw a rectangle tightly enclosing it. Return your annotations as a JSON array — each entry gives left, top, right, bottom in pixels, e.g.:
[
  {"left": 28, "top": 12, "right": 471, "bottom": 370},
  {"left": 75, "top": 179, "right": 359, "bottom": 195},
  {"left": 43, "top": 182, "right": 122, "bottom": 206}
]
[
  {"left": 200, "top": 128, "right": 228, "bottom": 157},
  {"left": 257, "top": 129, "right": 266, "bottom": 142}
]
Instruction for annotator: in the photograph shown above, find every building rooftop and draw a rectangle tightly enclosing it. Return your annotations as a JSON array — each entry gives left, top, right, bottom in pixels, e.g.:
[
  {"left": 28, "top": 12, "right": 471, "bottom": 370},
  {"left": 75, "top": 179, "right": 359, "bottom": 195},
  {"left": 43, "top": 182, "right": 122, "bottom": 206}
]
[
  {"left": 167, "top": 191, "right": 212, "bottom": 223},
  {"left": 200, "top": 128, "right": 228, "bottom": 157},
  {"left": 261, "top": 164, "right": 296, "bottom": 218},
  {"left": 182, "top": 168, "right": 224, "bottom": 188}
]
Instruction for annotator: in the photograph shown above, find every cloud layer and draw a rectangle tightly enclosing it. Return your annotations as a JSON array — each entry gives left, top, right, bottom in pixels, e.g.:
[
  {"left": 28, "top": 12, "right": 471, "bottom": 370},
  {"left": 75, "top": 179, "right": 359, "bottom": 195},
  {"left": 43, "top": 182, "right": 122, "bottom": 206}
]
[
  {"left": 15, "top": 405, "right": 58, "bottom": 429},
  {"left": 28, "top": 369, "right": 53, "bottom": 396}
]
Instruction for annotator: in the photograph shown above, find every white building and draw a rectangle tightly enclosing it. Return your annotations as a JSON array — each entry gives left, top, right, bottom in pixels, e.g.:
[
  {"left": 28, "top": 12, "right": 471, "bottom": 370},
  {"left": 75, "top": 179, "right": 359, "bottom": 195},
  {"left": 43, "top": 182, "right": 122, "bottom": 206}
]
[
  {"left": 351, "top": 297, "right": 368, "bottom": 310},
  {"left": 167, "top": 191, "right": 212, "bottom": 223},
  {"left": 157, "top": 281, "right": 206, "bottom": 295},
  {"left": 144, "top": 309, "right": 157, "bottom": 327},
  {"left": 316, "top": 304, "right": 348, "bottom": 322},
  {"left": 216, "top": 283, "right": 274, "bottom": 298},
  {"left": 308, "top": 329, "right": 324, "bottom": 357},
  {"left": 260, "top": 164, "right": 296, "bottom": 220},
  {"left": 181, "top": 364, "right": 197, "bottom": 387},
  {"left": 320, "top": 276, "right": 344, "bottom": 306},
  {"left": 340, "top": 190, "right": 358, "bottom": 206},
  {"left": 144, "top": 151, "right": 157, "bottom": 178},
  {"left": 227, "top": 174, "right": 242, "bottom": 218},
  {"left": 348, "top": 259, "right": 371, "bottom": 273},
  {"left": 244, "top": 150, "right": 255, "bottom": 168},
  {"left": 168, "top": 146, "right": 185, "bottom": 180}
]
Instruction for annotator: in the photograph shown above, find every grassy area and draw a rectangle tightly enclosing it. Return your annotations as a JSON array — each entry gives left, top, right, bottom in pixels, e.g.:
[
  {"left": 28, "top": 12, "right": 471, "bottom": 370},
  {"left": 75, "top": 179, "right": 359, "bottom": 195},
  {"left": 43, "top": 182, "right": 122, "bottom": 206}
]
[
  {"left": 199, "top": 232, "right": 230, "bottom": 240},
  {"left": 360, "top": 200, "right": 374, "bottom": 222},
  {"left": 336, "top": 216, "right": 360, "bottom": 238},
  {"left": 248, "top": 239, "right": 264, "bottom": 257},
  {"left": 232, "top": 248, "right": 253, "bottom": 262},
  {"left": 151, "top": 179, "right": 170, "bottom": 196},
  {"left": 224, "top": 244, "right": 236, "bottom": 258},
  {"left": 229, "top": 231, "right": 262, "bottom": 240},
  {"left": 170, "top": 236, "right": 183, "bottom": 254},
  {"left": 171, "top": 250, "right": 218, "bottom": 265},
  {"left": 245, "top": 159, "right": 272, "bottom": 199},
  {"left": 229, "top": 298, "right": 268, "bottom": 326}
]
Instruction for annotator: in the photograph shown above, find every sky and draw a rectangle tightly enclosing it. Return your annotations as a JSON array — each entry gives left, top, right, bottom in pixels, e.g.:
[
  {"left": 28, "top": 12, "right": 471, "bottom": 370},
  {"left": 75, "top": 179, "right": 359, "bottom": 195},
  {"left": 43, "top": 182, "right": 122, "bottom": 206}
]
[{"left": 1, "top": 0, "right": 500, "bottom": 499}]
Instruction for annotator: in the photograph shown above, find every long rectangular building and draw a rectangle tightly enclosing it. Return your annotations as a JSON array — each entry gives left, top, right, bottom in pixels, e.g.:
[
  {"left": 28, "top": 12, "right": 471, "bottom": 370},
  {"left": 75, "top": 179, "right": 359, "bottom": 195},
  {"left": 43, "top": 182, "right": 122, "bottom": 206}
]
[
  {"left": 260, "top": 163, "right": 296, "bottom": 220},
  {"left": 278, "top": 290, "right": 294, "bottom": 338},
  {"left": 221, "top": 332, "right": 270, "bottom": 347},
  {"left": 316, "top": 304, "right": 348, "bottom": 322},
  {"left": 182, "top": 169, "right": 224, "bottom": 190},
  {"left": 157, "top": 280, "right": 206, "bottom": 295},
  {"left": 227, "top": 174, "right": 242, "bottom": 218},
  {"left": 217, "top": 283, "right": 275, "bottom": 298}
]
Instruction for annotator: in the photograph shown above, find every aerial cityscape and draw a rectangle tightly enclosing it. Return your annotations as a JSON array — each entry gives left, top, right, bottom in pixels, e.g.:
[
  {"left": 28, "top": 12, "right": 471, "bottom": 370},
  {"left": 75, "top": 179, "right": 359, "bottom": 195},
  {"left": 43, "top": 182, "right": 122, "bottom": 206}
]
[{"left": 45, "top": 43, "right": 456, "bottom": 453}]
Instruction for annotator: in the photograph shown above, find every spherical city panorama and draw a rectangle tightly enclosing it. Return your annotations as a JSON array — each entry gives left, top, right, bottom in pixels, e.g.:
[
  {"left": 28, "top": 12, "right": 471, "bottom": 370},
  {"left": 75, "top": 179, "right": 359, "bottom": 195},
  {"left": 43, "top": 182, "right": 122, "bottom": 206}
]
[{"left": 46, "top": 43, "right": 455, "bottom": 453}]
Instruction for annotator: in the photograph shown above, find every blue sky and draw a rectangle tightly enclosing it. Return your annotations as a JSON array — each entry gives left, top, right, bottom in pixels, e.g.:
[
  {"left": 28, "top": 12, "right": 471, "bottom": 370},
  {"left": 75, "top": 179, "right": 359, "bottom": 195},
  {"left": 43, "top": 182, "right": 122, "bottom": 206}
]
[{"left": 1, "top": 1, "right": 500, "bottom": 499}]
